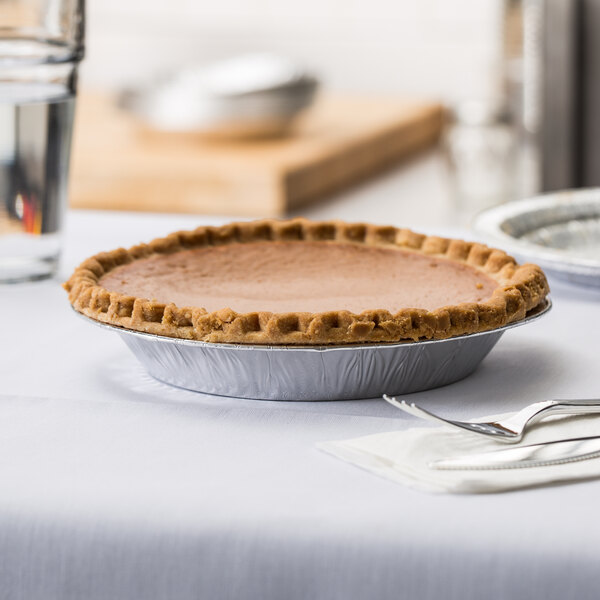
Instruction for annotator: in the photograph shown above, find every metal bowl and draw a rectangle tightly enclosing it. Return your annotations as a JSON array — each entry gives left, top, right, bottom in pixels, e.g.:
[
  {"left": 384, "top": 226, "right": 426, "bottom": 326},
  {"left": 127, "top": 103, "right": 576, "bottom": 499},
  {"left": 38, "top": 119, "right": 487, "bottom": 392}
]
[
  {"left": 119, "top": 53, "right": 319, "bottom": 138},
  {"left": 76, "top": 300, "right": 551, "bottom": 401},
  {"left": 474, "top": 189, "right": 600, "bottom": 287}
]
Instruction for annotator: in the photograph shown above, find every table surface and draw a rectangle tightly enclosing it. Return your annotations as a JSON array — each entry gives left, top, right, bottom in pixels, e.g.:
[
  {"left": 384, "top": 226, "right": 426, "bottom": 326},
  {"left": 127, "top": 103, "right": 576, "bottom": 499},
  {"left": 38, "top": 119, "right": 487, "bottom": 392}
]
[{"left": 2, "top": 162, "right": 600, "bottom": 600}]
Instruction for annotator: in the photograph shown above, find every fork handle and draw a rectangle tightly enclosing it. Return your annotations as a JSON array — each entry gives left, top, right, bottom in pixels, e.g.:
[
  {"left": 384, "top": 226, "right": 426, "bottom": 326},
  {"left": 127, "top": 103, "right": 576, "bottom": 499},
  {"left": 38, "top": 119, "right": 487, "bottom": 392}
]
[{"left": 528, "top": 399, "right": 600, "bottom": 425}]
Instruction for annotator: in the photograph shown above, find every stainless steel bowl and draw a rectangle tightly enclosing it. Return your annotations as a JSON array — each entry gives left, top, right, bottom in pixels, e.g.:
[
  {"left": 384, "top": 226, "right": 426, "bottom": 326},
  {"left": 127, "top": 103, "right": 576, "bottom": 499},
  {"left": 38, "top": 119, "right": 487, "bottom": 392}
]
[
  {"left": 119, "top": 53, "right": 319, "bottom": 138},
  {"left": 76, "top": 301, "right": 551, "bottom": 401}
]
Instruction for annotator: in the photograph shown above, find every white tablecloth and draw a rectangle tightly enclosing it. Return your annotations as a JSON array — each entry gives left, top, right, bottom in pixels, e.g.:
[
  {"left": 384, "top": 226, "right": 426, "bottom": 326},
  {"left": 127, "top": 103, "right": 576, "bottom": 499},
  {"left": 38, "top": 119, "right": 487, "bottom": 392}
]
[{"left": 1, "top": 210, "right": 600, "bottom": 600}]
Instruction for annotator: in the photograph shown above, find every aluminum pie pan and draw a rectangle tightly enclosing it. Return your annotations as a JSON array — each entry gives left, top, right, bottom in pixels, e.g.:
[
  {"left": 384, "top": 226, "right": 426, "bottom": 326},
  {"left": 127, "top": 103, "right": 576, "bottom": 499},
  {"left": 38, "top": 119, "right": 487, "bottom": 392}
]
[
  {"left": 474, "top": 189, "right": 600, "bottom": 287},
  {"left": 75, "top": 300, "right": 551, "bottom": 401}
]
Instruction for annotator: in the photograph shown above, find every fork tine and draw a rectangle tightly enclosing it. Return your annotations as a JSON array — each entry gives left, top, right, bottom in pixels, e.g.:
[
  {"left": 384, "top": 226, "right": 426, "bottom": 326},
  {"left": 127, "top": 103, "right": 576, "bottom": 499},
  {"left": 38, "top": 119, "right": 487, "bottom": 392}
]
[
  {"left": 382, "top": 395, "right": 437, "bottom": 421},
  {"left": 383, "top": 395, "right": 471, "bottom": 430},
  {"left": 382, "top": 395, "right": 413, "bottom": 414},
  {"left": 402, "top": 403, "right": 458, "bottom": 427}
]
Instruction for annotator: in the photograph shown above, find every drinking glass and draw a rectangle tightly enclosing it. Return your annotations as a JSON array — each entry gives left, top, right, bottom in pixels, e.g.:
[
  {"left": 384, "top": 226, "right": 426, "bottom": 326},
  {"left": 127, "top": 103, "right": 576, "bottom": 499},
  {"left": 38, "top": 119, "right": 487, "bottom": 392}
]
[{"left": 0, "top": 0, "right": 84, "bottom": 283}]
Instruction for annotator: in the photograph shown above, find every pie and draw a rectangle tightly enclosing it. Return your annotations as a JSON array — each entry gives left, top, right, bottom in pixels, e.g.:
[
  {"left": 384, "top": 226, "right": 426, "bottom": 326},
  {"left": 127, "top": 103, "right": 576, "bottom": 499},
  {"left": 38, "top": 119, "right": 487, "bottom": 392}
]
[{"left": 64, "top": 218, "right": 549, "bottom": 345}]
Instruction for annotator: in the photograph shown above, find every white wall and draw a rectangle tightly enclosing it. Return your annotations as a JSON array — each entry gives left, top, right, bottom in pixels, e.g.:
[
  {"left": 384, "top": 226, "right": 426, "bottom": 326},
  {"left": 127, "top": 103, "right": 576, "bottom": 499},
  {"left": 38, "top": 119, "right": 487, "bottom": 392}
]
[{"left": 81, "top": 0, "right": 504, "bottom": 103}]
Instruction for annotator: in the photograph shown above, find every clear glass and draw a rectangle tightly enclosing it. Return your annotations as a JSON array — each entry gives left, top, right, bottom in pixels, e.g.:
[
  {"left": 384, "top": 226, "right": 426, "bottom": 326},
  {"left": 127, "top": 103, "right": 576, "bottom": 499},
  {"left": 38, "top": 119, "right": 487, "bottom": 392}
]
[
  {"left": 0, "top": 0, "right": 84, "bottom": 283},
  {"left": 443, "top": 101, "right": 518, "bottom": 227}
]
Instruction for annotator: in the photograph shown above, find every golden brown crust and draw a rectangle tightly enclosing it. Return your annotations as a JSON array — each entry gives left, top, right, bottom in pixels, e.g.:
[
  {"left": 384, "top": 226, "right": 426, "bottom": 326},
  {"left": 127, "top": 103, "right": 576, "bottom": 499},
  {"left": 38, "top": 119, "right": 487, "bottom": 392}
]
[{"left": 63, "top": 218, "right": 550, "bottom": 345}]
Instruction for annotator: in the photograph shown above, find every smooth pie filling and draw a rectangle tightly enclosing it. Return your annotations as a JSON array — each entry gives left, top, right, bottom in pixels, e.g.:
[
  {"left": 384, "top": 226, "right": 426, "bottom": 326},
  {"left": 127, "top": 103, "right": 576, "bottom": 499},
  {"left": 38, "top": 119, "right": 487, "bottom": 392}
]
[{"left": 98, "top": 241, "right": 498, "bottom": 314}]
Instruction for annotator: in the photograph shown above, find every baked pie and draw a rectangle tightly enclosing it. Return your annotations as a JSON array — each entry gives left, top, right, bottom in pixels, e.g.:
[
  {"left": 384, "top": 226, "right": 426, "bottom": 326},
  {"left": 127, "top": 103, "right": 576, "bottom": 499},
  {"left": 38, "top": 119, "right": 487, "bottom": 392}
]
[{"left": 64, "top": 219, "right": 549, "bottom": 345}]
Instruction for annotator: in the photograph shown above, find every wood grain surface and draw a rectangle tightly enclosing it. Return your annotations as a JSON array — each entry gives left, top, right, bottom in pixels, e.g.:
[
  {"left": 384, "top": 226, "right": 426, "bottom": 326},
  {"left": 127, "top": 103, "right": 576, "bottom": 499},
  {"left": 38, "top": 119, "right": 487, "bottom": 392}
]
[{"left": 70, "top": 92, "right": 443, "bottom": 216}]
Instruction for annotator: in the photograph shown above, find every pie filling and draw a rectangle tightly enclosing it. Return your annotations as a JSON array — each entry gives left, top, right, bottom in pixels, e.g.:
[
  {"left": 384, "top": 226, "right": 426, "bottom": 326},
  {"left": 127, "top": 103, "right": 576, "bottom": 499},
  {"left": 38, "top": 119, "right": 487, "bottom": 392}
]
[{"left": 98, "top": 241, "right": 498, "bottom": 314}]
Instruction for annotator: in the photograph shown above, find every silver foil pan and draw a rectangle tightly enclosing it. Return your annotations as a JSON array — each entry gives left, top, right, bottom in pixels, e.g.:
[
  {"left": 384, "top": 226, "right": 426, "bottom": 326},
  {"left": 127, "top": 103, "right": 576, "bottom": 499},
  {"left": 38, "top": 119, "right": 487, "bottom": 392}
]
[
  {"left": 474, "top": 189, "right": 600, "bottom": 287},
  {"left": 78, "top": 301, "right": 551, "bottom": 401}
]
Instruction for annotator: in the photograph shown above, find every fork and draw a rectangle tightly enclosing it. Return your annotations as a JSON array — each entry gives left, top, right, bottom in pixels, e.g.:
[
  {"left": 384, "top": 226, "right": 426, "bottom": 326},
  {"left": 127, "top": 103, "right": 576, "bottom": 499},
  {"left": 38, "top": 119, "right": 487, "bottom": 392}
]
[{"left": 382, "top": 395, "right": 600, "bottom": 443}]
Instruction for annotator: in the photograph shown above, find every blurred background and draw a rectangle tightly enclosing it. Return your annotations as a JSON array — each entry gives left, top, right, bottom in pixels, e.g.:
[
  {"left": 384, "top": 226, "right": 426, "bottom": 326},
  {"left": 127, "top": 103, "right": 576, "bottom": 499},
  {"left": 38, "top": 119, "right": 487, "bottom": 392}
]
[
  {"left": 67, "top": 0, "right": 593, "bottom": 228},
  {"left": 83, "top": 0, "right": 500, "bottom": 100}
]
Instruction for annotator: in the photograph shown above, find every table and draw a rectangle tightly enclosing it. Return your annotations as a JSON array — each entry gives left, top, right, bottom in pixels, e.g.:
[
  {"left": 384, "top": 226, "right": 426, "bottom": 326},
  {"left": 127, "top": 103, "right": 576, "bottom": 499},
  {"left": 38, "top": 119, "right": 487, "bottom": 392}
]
[{"left": 2, "top": 196, "right": 600, "bottom": 600}]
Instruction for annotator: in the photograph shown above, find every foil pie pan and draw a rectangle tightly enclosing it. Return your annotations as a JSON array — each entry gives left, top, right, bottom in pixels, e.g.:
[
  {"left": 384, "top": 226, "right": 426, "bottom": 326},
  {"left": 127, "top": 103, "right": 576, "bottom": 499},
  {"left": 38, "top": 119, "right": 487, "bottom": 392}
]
[
  {"left": 474, "top": 189, "right": 600, "bottom": 287},
  {"left": 77, "top": 301, "right": 551, "bottom": 401}
]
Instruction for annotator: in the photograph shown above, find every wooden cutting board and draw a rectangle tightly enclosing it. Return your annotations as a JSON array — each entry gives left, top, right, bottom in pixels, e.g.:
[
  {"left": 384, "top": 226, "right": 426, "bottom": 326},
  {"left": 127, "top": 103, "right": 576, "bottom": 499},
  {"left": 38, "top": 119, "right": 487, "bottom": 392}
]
[{"left": 70, "top": 92, "right": 443, "bottom": 216}]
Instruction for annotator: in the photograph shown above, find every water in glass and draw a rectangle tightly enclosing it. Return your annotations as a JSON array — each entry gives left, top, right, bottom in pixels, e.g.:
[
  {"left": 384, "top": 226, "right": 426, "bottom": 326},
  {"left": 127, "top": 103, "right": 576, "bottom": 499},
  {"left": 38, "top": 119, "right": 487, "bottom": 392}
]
[{"left": 0, "top": 35, "right": 79, "bottom": 283}]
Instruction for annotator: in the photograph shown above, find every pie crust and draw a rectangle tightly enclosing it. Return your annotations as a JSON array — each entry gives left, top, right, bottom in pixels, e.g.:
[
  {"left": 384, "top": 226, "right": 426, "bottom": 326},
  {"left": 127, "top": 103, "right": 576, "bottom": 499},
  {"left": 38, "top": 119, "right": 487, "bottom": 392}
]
[{"left": 64, "top": 218, "right": 550, "bottom": 345}]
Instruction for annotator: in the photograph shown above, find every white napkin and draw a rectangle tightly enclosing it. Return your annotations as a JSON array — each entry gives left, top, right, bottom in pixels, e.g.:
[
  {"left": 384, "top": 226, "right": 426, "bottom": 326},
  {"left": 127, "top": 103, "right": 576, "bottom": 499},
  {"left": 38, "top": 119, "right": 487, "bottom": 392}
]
[{"left": 318, "top": 413, "right": 600, "bottom": 493}]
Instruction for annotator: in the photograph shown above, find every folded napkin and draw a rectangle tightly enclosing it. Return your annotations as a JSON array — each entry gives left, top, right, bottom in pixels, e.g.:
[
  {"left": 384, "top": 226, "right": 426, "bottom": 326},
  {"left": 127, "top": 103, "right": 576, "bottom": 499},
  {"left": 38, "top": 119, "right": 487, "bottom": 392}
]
[{"left": 318, "top": 413, "right": 600, "bottom": 493}]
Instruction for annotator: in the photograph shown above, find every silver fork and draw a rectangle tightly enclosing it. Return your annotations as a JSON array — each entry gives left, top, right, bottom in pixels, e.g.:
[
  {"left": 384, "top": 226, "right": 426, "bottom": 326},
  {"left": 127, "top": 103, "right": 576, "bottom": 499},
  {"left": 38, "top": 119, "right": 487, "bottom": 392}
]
[{"left": 382, "top": 395, "right": 600, "bottom": 443}]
